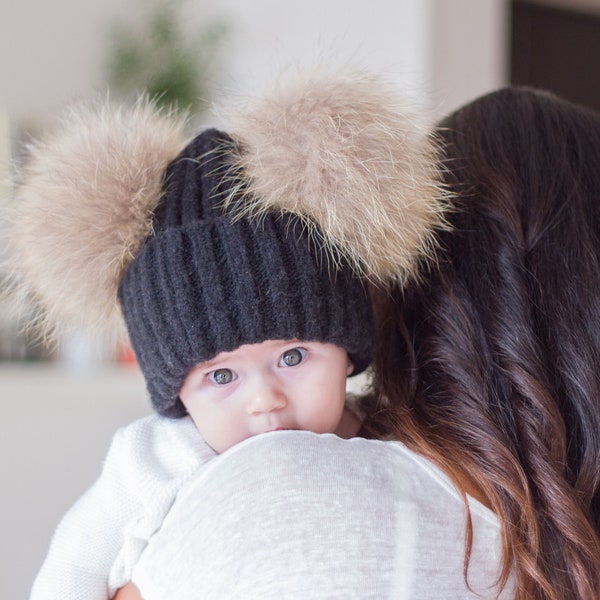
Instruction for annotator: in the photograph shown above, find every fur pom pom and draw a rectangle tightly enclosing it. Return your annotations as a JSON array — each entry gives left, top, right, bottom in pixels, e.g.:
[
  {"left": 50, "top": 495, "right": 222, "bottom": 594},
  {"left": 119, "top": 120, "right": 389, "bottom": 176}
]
[
  {"left": 224, "top": 68, "right": 448, "bottom": 284},
  {"left": 10, "top": 98, "right": 187, "bottom": 339}
]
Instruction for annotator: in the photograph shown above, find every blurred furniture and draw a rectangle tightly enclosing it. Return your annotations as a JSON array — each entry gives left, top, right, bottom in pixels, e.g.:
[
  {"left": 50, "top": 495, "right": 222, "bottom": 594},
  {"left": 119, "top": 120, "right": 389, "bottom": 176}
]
[{"left": 511, "top": 0, "right": 600, "bottom": 113}]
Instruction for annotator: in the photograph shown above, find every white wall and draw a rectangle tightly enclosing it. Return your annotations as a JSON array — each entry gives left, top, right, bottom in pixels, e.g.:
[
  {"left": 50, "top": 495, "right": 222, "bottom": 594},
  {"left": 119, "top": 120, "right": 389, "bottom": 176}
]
[
  {"left": 431, "top": 0, "right": 509, "bottom": 117},
  {"left": 0, "top": 0, "right": 138, "bottom": 126},
  {"left": 200, "top": 0, "right": 432, "bottom": 101},
  {"left": 203, "top": 0, "right": 509, "bottom": 120},
  {"left": 0, "top": 364, "right": 150, "bottom": 599},
  {"left": 0, "top": 0, "right": 509, "bottom": 129}
]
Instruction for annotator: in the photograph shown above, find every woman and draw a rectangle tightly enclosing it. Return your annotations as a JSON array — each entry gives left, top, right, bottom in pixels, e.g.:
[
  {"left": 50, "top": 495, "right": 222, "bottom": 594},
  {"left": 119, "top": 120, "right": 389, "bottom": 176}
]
[{"left": 117, "top": 87, "right": 600, "bottom": 600}]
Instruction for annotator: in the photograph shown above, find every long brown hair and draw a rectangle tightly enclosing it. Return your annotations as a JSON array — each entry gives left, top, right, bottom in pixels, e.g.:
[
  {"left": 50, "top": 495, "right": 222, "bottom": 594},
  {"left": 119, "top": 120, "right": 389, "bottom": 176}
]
[{"left": 365, "top": 87, "right": 600, "bottom": 598}]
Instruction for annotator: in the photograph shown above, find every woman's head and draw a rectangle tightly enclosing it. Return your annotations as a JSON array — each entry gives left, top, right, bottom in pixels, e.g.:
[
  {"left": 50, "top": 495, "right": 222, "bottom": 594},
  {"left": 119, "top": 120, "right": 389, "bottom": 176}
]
[{"left": 368, "top": 86, "right": 600, "bottom": 599}]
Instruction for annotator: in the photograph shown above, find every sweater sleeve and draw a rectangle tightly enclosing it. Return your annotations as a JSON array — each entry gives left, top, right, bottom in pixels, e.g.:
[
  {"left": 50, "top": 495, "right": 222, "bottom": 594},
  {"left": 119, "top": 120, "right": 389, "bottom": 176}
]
[{"left": 29, "top": 415, "right": 214, "bottom": 600}]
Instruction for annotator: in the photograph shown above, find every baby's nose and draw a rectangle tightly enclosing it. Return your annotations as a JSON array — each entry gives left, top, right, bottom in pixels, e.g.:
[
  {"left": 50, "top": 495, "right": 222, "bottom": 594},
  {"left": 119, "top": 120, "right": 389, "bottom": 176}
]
[{"left": 246, "top": 381, "right": 287, "bottom": 415}]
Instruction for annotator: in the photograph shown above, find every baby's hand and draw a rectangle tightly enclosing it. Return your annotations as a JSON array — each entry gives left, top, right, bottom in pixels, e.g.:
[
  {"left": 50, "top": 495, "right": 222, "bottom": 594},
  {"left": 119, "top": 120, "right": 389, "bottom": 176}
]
[{"left": 113, "top": 583, "right": 143, "bottom": 600}]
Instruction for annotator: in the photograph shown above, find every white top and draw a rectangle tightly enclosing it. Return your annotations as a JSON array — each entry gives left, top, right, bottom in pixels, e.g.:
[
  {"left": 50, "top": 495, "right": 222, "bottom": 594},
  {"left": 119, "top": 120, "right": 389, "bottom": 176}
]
[
  {"left": 29, "top": 415, "right": 217, "bottom": 600},
  {"left": 132, "top": 431, "right": 515, "bottom": 599}
]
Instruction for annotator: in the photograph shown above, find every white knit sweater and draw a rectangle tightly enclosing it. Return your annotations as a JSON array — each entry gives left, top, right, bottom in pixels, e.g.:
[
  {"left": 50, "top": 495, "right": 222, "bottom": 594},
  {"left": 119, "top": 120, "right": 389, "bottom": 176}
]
[{"left": 29, "top": 415, "right": 216, "bottom": 600}]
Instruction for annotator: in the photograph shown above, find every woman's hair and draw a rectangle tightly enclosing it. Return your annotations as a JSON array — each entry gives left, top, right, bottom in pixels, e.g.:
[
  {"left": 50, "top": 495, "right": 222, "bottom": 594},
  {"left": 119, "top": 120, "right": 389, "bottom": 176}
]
[{"left": 365, "top": 87, "right": 600, "bottom": 599}]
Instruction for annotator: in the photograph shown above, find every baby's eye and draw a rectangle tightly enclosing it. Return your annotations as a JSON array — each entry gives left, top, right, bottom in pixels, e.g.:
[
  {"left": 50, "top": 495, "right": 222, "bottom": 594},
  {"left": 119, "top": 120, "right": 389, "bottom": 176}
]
[
  {"left": 279, "top": 347, "right": 306, "bottom": 367},
  {"left": 208, "top": 368, "right": 235, "bottom": 385}
]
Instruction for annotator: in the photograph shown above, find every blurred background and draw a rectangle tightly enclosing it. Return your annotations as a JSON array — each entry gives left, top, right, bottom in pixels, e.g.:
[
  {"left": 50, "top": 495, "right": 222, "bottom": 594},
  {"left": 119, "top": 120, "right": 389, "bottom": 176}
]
[{"left": 1, "top": 0, "right": 599, "bottom": 597}]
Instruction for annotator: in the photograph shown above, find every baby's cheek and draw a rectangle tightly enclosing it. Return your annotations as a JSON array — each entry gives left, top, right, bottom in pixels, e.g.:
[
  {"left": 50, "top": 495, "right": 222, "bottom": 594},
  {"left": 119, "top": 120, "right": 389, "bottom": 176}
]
[
  {"left": 211, "top": 421, "right": 252, "bottom": 454},
  {"left": 308, "top": 399, "right": 345, "bottom": 433}
]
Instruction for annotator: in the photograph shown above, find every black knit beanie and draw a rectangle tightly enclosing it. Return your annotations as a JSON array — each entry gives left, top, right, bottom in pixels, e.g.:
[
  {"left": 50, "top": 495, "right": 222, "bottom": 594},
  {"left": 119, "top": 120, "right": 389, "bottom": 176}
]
[{"left": 118, "top": 129, "right": 375, "bottom": 417}]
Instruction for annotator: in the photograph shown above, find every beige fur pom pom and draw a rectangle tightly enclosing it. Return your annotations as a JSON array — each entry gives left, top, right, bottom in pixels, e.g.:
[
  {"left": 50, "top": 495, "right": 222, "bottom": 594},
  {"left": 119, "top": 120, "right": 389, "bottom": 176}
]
[
  {"left": 224, "top": 68, "right": 448, "bottom": 284},
  {"left": 10, "top": 98, "right": 187, "bottom": 340}
]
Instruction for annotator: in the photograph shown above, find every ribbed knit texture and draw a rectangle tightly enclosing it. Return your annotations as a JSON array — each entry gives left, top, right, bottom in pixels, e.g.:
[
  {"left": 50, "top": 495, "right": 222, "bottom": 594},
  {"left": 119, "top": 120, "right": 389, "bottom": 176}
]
[{"left": 118, "top": 129, "right": 374, "bottom": 417}]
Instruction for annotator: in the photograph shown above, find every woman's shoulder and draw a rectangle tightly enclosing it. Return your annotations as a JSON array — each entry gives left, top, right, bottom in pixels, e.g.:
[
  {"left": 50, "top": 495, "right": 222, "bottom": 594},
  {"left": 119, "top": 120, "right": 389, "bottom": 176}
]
[
  {"left": 221, "top": 431, "right": 490, "bottom": 510},
  {"left": 132, "top": 431, "right": 512, "bottom": 599}
]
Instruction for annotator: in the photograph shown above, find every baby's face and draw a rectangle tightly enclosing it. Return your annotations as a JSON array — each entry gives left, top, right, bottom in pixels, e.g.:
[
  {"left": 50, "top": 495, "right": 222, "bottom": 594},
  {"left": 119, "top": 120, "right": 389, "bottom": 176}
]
[{"left": 179, "top": 339, "right": 352, "bottom": 453}]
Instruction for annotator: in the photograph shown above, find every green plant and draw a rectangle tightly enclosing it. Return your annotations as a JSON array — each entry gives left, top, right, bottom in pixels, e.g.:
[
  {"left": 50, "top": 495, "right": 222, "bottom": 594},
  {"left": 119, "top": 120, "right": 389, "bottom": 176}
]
[{"left": 107, "top": 0, "right": 228, "bottom": 115}]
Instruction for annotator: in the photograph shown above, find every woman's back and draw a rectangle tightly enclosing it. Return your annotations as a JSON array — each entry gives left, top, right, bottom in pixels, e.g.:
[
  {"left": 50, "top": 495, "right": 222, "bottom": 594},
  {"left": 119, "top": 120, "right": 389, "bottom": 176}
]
[{"left": 131, "top": 431, "right": 513, "bottom": 599}]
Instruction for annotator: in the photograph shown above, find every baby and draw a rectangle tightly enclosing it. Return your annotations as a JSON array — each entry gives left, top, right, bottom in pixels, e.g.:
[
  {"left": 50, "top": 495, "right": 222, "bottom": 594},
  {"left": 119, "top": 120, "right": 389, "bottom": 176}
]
[{"left": 12, "top": 68, "right": 445, "bottom": 599}]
